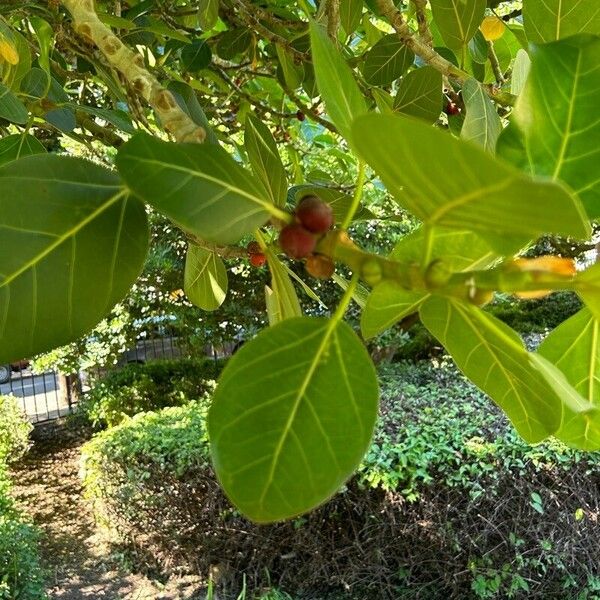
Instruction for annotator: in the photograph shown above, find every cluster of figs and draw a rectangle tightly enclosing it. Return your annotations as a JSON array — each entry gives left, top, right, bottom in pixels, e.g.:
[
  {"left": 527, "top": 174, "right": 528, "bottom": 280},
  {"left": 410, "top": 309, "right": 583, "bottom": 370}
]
[{"left": 247, "top": 195, "right": 336, "bottom": 279}]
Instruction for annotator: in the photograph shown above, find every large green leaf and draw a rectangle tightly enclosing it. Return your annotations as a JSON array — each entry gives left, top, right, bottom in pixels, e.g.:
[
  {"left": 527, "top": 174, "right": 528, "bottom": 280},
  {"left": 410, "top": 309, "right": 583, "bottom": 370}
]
[
  {"left": 198, "top": 0, "right": 219, "bottom": 30},
  {"left": 351, "top": 113, "right": 590, "bottom": 253},
  {"left": 276, "top": 45, "right": 304, "bottom": 90},
  {"left": 0, "top": 82, "right": 27, "bottom": 124},
  {"left": 362, "top": 34, "right": 414, "bottom": 86},
  {"left": 208, "top": 317, "right": 379, "bottom": 522},
  {"left": 361, "top": 229, "right": 496, "bottom": 339},
  {"left": 361, "top": 287, "right": 426, "bottom": 340},
  {"left": 184, "top": 244, "right": 228, "bottom": 311},
  {"left": 393, "top": 66, "right": 443, "bottom": 124},
  {"left": 461, "top": 78, "right": 501, "bottom": 153},
  {"left": 245, "top": 115, "right": 288, "bottom": 207},
  {"left": 430, "top": 0, "right": 486, "bottom": 54},
  {"left": 180, "top": 39, "right": 212, "bottom": 73},
  {"left": 340, "top": 0, "right": 363, "bottom": 36},
  {"left": 497, "top": 36, "right": 600, "bottom": 218},
  {"left": 0, "top": 134, "right": 45, "bottom": 167},
  {"left": 420, "top": 296, "right": 591, "bottom": 443},
  {"left": 265, "top": 248, "right": 302, "bottom": 325},
  {"left": 538, "top": 308, "right": 600, "bottom": 450},
  {"left": 216, "top": 28, "right": 252, "bottom": 60},
  {"left": 389, "top": 227, "right": 496, "bottom": 270},
  {"left": 116, "top": 133, "right": 274, "bottom": 244},
  {"left": 523, "top": 0, "right": 600, "bottom": 43},
  {"left": 0, "top": 155, "right": 148, "bottom": 363},
  {"left": 309, "top": 22, "right": 367, "bottom": 140}
]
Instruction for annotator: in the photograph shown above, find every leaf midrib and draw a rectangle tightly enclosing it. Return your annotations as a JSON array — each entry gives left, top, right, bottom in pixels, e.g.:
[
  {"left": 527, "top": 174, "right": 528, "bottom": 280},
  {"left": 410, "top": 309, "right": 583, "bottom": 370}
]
[
  {"left": 0, "top": 190, "right": 127, "bottom": 289},
  {"left": 258, "top": 319, "right": 340, "bottom": 509},
  {"left": 123, "top": 154, "right": 277, "bottom": 215}
]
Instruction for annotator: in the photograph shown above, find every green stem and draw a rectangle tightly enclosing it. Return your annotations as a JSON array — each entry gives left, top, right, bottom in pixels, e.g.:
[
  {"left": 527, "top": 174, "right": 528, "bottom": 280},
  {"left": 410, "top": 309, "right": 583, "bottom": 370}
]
[
  {"left": 421, "top": 224, "right": 434, "bottom": 271},
  {"left": 341, "top": 161, "right": 366, "bottom": 230},
  {"left": 331, "top": 271, "right": 359, "bottom": 321}
]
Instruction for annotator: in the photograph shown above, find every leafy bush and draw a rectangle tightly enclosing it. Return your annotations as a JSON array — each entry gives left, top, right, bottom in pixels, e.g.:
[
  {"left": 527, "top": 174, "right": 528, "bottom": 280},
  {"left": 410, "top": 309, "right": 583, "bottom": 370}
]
[
  {"left": 80, "top": 358, "right": 224, "bottom": 426},
  {"left": 0, "top": 422, "right": 46, "bottom": 599},
  {"left": 487, "top": 291, "right": 583, "bottom": 334},
  {"left": 0, "top": 396, "right": 33, "bottom": 464},
  {"left": 81, "top": 360, "right": 600, "bottom": 598}
]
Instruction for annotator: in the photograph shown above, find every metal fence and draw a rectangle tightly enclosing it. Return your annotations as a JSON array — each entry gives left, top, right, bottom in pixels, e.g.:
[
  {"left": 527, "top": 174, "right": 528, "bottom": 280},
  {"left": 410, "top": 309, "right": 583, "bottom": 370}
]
[{"left": 2, "top": 331, "right": 186, "bottom": 425}]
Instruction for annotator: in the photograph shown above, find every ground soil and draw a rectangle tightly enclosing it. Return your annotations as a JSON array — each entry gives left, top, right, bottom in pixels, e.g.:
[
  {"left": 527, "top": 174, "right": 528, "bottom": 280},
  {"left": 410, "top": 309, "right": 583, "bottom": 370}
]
[{"left": 10, "top": 419, "right": 204, "bottom": 600}]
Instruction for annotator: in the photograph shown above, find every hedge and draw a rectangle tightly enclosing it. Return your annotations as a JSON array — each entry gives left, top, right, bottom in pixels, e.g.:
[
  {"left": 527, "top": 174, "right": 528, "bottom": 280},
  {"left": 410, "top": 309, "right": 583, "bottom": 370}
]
[
  {"left": 0, "top": 396, "right": 46, "bottom": 600},
  {"left": 81, "top": 361, "right": 600, "bottom": 599},
  {"left": 79, "top": 357, "right": 225, "bottom": 426}
]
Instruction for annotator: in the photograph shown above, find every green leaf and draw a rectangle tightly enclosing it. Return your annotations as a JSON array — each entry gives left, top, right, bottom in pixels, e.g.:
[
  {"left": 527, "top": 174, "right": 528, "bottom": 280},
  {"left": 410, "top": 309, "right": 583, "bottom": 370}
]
[
  {"left": 498, "top": 35, "right": 600, "bottom": 219},
  {"left": 371, "top": 87, "right": 394, "bottom": 114},
  {"left": 510, "top": 48, "right": 531, "bottom": 96},
  {"left": 430, "top": 0, "right": 486, "bottom": 53},
  {"left": 0, "top": 155, "right": 149, "bottom": 363},
  {"left": 390, "top": 227, "right": 496, "bottom": 270},
  {"left": 362, "top": 34, "right": 414, "bottom": 86},
  {"left": 181, "top": 39, "right": 212, "bottom": 72},
  {"left": 419, "top": 296, "right": 589, "bottom": 443},
  {"left": 216, "top": 28, "right": 252, "bottom": 60},
  {"left": 208, "top": 316, "right": 379, "bottom": 522},
  {"left": 361, "top": 228, "right": 495, "bottom": 339},
  {"left": 76, "top": 105, "right": 135, "bottom": 134},
  {"left": 538, "top": 308, "right": 600, "bottom": 450},
  {"left": 116, "top": 133, "right": 274, "bottom": 245},
  {"left": 44, "top": 107, "right": 76, "bottom": 133},
  {"left": 523, "top": 0, "right": 600, "bottom": 43},
  {"left": 393, "top": 66, "right": 443, "bottom": 123},
  {"left": 265, "top": 248, "right": 302, "bottom": 324},
  {"left": 0, "top": 134, "right": 45, "bottom": 167},
  {"left": 167, "top": 81, "right": 219, "bottom": 146},
  {"left": 20, "top": 68, "right": 50, "bottom": 99},
  {"left": 351, "top": 113, "right": 590, "bottom": 253},
  {"left": 198, "top": 0, "right": 220, "bottom": 31},
  {"left": 276, "top": 45, "right": 304, "bottom": 90},
  {"left": 461, "top": 78, "right": 502, "bottom": 153},
  {"left": 0, "top": 82, "right": 27, "bottom": 124},
  {"left": 340, "top": 0, "right": 363, "bottom": 36},
  {"left": 184, "top": 245, "right": 228, "bottom": 311},
  {"left": 245, "top": 115, "right": 288, "bottom": 208},
  {"left": 309, "top": 21, "right": 367, "bottom": 140},
  {"left": 284, "top": 263, "right": 326, "bottom": 307},
  {"left": 29, "top": 17, "right": 53, "bottom": 76},
  {"left": 361, "top": 287, "right": 426, "bottom": 339}
]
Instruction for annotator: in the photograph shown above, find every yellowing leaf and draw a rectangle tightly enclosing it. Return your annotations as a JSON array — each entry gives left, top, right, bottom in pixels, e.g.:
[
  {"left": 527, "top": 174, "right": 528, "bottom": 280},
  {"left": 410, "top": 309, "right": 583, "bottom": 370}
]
[
  {"left": 512, "top": 257, "right": 576, "bottom": 299},
  {"left": 480, "top": 16, "right": 505, "bottom": 41},
  {"left": 0, "top": 39, "right": 19, "bottom": 65},
  {"left": 512, "top": 256, "right": 576, "bottom": 276}
]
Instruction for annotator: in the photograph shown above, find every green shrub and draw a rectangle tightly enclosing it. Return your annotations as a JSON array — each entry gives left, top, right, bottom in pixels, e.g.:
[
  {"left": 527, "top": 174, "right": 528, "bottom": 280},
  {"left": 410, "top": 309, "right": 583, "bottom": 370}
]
[
  {"left": 80, "top": 357, "right": 224, "bottom": 426},
  {"left": 0, "top": 454, "right": 46, "bottom": 599},
  {"left": 487, "top": 291, "right": 583, "bottom": 334},
  {"left": 0, "top": 396, "right": 33, "bottom": 464},
  {"left": 81, "top": 360, "right": 600, "bottom": 599}
]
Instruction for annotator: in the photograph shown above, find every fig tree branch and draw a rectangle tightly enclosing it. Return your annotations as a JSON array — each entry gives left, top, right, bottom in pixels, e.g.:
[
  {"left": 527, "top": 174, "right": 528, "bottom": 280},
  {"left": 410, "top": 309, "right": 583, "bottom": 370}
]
[
  {"left": 375, "top": 0, "right": 517, "bottom": 107},
  {"left": 60, "top": 0, "right": 206, "bottom": 143}
]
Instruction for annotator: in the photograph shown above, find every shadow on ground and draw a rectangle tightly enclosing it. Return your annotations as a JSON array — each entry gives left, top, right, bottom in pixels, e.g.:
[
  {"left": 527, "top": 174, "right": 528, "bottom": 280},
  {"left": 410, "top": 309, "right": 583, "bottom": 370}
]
[{"left": 10, "top": 420, "right": 205, "bottom": 599}]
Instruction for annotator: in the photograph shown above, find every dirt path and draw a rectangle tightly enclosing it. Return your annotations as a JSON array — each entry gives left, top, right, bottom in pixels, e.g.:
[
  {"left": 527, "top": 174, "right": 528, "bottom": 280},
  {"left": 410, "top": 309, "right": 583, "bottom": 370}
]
[{"left": 10, "top": 421, "right": 203, "bottom": 599}]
